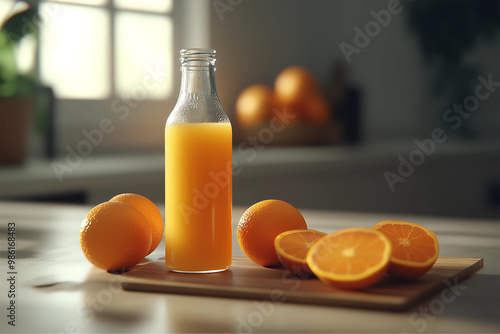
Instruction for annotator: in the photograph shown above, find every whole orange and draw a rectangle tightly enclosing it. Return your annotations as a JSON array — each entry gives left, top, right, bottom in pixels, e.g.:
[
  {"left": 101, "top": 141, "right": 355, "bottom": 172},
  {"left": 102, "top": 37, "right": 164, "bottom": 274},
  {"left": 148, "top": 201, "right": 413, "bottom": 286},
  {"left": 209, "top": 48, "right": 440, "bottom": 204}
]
[
  {"left": 302, "top": 93, "right": 331, "bottom": 124},
  {"left": 274, "top": 66, "right": 318, "bottom": 108},
  {"left": 235, "top": 85, "right": 274, "bottom": 127},
  {"left": 237, "top": 200, "right": 308, "bottom": 267},
  {"left": 80, "top": 201, "right": 152, "bottom": 272},
  {"left": 109, "top": 193, "right": 164, "bottom": 254}
]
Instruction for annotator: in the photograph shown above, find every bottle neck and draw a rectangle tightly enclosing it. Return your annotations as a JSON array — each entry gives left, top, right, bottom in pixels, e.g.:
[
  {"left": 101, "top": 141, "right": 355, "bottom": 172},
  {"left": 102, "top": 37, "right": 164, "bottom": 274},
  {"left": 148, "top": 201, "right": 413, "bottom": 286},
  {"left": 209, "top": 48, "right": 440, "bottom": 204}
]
[
  {"left": 167, "top": 48, "right": 229, "bottom": 125},
  {"left": 179, "top": 65, "right": 218, "bottom": 100}
]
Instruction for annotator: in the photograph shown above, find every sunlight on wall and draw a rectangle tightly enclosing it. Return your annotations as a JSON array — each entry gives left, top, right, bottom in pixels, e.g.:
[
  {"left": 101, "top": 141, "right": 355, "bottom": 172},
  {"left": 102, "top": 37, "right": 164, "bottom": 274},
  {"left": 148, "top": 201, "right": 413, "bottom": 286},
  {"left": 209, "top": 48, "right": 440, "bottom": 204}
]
[{"left": 13, "top": 35, "right": 37, "bottom": 74}]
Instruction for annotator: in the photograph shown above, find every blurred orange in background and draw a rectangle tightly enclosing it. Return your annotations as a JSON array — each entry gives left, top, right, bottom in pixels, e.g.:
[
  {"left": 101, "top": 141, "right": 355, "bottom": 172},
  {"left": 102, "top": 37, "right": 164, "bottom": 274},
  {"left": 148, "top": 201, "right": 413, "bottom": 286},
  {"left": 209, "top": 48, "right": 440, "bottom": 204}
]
[
  {"left": 235, "top": 85, "right": 274, "bottom": 127},
  {"left": 235, "top": 66, "right": 337, "bottom": 145},
  {"left": 301, "top": 93, "right": 330, "bottom": 124},
  {"left": 274, "top": 66, "right": 318, "bottom": 109}
]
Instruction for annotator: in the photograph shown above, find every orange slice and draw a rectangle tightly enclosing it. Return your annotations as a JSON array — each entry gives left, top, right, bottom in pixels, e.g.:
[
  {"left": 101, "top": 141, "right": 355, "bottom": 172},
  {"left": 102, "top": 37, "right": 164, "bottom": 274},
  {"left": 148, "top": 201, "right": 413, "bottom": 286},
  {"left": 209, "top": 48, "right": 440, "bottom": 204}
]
[
  {"left": 274, "top": 229, "right": 327, "bottom": 277},
  {"left": 306, "top": 227, "right": 392, "bottom": 290},
  {"left": 373, "top": 221, "right": 439, "bottom": 279}
]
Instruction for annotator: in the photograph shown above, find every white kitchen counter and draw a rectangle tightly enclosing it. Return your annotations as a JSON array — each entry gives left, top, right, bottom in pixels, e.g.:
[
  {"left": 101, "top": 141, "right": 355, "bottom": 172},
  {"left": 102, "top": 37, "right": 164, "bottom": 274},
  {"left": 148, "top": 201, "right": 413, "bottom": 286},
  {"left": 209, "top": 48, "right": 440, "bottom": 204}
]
[{"left": 1, "top": 142, "right": 499, "bottom": 218}]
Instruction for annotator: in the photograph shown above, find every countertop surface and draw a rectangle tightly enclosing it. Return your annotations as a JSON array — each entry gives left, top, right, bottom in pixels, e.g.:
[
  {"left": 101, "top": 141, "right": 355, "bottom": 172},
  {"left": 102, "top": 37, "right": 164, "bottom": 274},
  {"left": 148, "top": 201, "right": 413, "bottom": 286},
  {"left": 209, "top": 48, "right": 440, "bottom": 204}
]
[
  {"left": 2, "top": 142, "right": 498, "bottom": 198},
  {"left": 0, "top": 201, "right": 499, "bottom": 333}
]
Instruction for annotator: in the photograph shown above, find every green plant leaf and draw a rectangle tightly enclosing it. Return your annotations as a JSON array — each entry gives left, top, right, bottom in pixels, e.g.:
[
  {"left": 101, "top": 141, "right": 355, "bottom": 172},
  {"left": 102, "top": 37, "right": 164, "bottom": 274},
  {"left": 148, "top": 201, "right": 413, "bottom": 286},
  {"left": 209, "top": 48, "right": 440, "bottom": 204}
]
[
  {"left": 0, "top": 5, "right": 38, "bottom": 98},
  {"left": 1, "top": 7, "right": 39, "bottom": 42}
]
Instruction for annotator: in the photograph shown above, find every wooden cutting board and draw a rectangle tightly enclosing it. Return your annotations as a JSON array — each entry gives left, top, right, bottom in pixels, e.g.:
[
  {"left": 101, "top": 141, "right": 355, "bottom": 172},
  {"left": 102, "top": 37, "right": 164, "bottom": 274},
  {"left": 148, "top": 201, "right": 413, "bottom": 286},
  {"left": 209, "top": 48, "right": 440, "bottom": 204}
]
[{"left": 122, "top": 257, "right": 483, "bottom": 311}]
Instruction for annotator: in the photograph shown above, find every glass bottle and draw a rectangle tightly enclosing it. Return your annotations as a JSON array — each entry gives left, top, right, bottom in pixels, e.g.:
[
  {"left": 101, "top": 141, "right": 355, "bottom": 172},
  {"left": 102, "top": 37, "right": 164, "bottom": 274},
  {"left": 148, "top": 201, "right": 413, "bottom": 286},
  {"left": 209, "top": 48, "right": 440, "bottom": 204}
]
[{"left": 165, "top": 49, "right": 232, "bottom": 273}]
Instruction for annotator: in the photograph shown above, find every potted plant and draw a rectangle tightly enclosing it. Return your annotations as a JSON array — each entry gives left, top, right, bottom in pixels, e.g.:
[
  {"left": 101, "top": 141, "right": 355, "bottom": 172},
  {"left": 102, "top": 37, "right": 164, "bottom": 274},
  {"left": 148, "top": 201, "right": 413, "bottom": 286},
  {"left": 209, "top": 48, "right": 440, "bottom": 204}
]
[
  {"left": 0, "top": 4, "right": 38, "bottom": 165},
  {"left": 405, "top": 0, "right": 500, "bottom": 139}
]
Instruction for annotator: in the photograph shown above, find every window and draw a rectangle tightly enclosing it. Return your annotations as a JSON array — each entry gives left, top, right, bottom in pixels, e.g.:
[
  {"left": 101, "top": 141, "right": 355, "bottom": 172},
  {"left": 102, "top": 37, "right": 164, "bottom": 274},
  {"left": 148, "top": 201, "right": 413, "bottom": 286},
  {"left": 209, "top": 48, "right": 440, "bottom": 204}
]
[{"left": 39, "top": 0, "right": 173, "bottom": 100}]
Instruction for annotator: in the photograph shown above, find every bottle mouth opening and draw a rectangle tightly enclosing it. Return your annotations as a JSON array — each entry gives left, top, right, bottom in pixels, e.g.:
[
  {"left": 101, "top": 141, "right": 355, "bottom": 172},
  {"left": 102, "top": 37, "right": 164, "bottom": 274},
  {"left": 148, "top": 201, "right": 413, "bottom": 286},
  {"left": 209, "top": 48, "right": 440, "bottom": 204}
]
[{"left": 180, "top": 48, "right": 216, "bottom": 67}]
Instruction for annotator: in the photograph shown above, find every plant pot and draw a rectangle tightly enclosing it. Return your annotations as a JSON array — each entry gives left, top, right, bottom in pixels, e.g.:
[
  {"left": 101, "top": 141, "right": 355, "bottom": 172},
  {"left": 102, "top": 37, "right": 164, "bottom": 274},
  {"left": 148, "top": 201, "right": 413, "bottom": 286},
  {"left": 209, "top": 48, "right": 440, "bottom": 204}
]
[{"left": 0, "top": 97, "right": 33, "bottom": 165}]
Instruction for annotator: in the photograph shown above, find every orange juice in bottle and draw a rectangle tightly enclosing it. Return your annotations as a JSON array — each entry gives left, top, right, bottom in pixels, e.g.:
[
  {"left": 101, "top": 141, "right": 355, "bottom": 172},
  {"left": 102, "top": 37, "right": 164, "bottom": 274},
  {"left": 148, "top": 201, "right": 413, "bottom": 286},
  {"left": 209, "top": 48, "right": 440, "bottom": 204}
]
[{"left": 165, "top": 49, "right": 232, "bottom": 273}]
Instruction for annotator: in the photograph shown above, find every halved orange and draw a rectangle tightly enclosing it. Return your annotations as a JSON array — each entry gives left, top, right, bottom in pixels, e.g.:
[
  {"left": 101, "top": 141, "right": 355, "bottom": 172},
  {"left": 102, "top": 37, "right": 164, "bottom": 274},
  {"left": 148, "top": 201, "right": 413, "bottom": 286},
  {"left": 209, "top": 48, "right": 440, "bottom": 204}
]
[
  {"left": 306, "top": 227, "right": 392, "bottom": 290},
  {"left": 373, "top": 221, "right": 439, "bottom": 279},
  {"left": 274, "top": 229, "right": 327, "bottom": 277}
]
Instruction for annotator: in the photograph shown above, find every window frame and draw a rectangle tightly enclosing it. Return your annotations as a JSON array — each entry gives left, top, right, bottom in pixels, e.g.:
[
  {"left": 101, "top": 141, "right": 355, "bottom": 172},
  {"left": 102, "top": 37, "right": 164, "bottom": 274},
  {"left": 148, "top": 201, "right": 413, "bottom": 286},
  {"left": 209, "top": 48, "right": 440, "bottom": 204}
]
[
  {"left": 35, "top": 0, "right": 212, "bottom": 155},
  {"left": 38, "top": 0, "right": 175, "bottom": 101}
]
